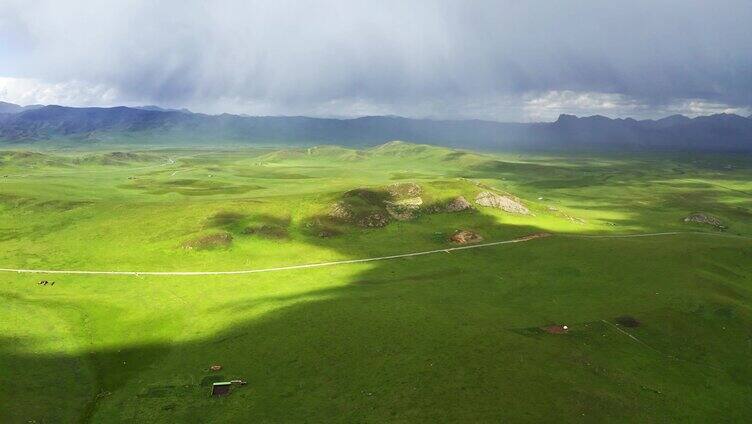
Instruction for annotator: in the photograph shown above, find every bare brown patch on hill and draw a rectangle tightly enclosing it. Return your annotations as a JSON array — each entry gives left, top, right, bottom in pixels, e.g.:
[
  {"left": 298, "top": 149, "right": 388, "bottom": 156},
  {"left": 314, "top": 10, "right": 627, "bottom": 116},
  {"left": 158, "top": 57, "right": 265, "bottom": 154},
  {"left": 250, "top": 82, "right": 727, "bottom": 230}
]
[
  {"left": 182, "top": 233, "right": 233, "bottom": 250},
  {"left": 514, "top": 232, "right": 552, "bottom": 241},
  {"left": 450, "top": 229, "right": 483, "bottom": 244},
  {"left": 542, "top": 325, "right": 569, "bottom": 334}
]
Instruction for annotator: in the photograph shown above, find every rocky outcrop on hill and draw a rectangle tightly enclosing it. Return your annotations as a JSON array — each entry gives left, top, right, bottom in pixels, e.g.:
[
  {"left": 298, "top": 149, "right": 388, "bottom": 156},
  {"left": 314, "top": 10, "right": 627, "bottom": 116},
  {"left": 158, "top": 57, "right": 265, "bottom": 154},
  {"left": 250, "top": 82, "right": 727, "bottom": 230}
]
[
  {"left": 329, "top": 202, "right": 354, "bottom": 221},
  {"left": 357, "top": 211, "right": 391, "bottom": 227},
  {"left": 385, "top": 196, "right": 423, "bottom": 221},
  {"left": 683, "top": 213, "right": 725, "bottom": 229},
  {"left": 328, "top": 182, "right": 482, "bottom": 228},
  {"left": 328, "top": 183, "right": 427, "bottom": 227},
  {"left": 386, "top": 182, "right": 422, "bottom": 198},
  {"left": 446, "top": 196, "right": 472, "bottom": 212},
  {"left": 475, "top": 191, "right": 530, "bottom": 215}
]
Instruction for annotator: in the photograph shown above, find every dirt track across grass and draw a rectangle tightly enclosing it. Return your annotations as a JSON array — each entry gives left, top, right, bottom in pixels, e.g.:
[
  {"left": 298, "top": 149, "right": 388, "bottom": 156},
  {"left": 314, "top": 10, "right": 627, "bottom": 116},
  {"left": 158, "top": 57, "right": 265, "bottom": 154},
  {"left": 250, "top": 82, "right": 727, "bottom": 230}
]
[{"left": 0, "top": 231, "right": 748, "bottom": 276}]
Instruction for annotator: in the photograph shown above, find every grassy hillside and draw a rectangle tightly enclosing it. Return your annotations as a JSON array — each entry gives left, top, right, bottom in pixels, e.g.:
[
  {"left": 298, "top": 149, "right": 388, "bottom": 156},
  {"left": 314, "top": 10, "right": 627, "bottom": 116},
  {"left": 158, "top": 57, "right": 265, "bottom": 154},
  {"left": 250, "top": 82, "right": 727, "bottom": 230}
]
[{"left": 1, "top": 142, "right": 751, "bottom": 422}]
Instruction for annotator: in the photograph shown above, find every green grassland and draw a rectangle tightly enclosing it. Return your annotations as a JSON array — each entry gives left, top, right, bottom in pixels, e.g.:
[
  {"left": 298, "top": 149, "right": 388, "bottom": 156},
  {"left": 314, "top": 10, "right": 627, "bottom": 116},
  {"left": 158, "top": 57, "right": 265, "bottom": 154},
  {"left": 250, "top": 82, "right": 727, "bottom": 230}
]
[{"left": 1, "top": 141, "right": 751, "bottom": 422}]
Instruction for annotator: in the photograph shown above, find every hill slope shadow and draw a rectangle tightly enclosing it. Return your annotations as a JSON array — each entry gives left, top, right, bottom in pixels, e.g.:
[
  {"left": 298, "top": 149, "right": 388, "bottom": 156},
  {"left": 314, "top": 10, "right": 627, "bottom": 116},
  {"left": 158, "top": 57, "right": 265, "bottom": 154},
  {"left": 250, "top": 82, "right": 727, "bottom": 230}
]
[{"left": 2, "top": 201, "right": 752, "bottom": 422}]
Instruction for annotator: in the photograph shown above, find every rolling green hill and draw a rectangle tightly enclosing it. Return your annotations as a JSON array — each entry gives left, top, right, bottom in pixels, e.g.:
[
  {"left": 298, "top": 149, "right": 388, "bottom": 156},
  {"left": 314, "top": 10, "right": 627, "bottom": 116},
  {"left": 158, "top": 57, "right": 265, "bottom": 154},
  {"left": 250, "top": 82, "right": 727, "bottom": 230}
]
[{"left": 1, "top": 142, "right": 751, "bottom": 422}]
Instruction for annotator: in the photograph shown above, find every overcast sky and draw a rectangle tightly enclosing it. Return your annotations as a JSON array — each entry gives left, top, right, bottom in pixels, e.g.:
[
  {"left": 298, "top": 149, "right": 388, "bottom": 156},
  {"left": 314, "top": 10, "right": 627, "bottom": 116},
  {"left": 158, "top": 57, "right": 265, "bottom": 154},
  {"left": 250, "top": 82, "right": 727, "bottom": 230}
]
[{"left": 1, "top": 0, "right": 750, "bottom": 121}]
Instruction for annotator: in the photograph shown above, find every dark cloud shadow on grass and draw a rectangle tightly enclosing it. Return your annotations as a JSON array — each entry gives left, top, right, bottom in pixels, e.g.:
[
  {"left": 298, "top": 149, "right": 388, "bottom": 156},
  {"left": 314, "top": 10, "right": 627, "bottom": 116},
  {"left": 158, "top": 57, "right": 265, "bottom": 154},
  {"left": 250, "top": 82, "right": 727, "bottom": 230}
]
[
  {"left": 0, "top": 206, "right": 550, "bottom": 422},
  {"left": 2, "top": 162, "right": 752, "bottom": 422}
]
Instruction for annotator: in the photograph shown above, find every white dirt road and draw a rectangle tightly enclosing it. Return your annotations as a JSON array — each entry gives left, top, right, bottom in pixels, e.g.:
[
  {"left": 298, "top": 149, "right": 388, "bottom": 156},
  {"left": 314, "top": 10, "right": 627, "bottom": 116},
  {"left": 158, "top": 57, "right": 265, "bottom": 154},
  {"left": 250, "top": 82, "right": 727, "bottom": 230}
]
[{"left": 0, "top": 231, "right": 747, "bottom": 277}]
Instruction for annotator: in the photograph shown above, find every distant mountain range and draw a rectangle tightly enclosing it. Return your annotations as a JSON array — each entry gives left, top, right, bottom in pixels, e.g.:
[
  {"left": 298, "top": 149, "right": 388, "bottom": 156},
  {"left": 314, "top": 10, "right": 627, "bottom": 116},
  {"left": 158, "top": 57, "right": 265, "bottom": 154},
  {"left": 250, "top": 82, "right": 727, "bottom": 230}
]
[
  {"left": 0, "top": 101, "right": 44, "bottom": 114},
  {"left": 1, "top": 102, "right": 751, "bottom": 151}
]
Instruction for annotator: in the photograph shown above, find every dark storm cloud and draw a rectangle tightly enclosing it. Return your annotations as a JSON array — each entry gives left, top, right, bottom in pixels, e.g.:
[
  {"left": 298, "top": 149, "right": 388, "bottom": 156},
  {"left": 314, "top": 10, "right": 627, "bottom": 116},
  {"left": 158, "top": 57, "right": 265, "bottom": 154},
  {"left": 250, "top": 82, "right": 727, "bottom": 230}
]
[{"left": 1, "top": 0, "right": 750, "bottom": 119}]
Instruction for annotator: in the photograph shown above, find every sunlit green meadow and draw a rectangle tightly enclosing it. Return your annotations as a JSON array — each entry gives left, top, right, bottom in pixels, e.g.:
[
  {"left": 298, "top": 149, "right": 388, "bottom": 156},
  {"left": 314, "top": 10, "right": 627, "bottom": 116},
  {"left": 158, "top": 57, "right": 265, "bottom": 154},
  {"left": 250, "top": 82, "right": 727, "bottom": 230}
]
[{"left": 1, "top": 142, "right": 751, "bottom": 422}]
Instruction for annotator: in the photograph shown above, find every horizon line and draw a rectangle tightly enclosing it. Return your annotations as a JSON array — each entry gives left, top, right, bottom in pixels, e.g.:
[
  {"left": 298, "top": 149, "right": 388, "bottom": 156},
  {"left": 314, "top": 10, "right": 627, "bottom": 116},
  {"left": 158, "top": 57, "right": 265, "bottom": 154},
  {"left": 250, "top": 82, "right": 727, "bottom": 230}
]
[{"left": 3, "top": 100, "right": 751, "bottom": 124}]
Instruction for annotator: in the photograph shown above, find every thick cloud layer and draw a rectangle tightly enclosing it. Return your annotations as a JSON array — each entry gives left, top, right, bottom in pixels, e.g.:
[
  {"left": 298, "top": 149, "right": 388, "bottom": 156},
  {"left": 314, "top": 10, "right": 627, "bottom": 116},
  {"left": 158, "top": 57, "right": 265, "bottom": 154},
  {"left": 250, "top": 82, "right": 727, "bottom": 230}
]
[{"left": 1, "top": 0, "right": 750, "bottom": 120}]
